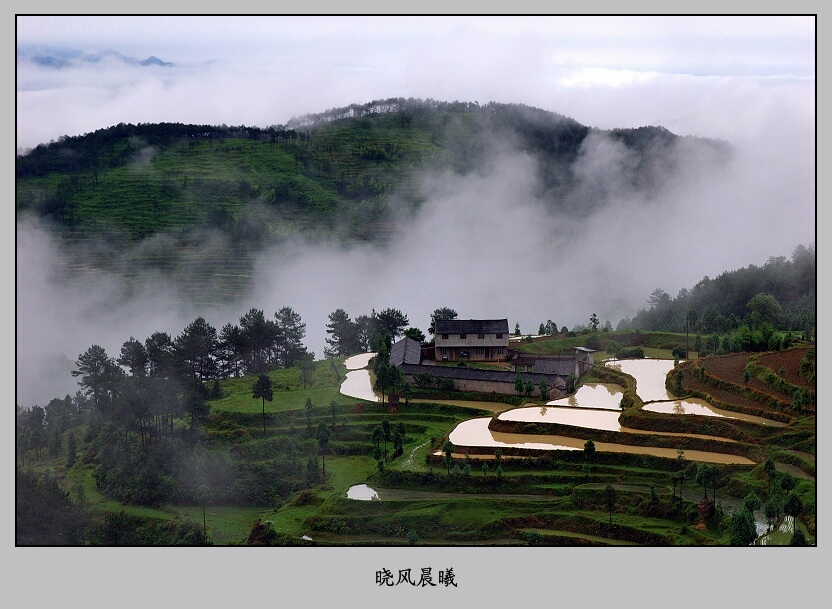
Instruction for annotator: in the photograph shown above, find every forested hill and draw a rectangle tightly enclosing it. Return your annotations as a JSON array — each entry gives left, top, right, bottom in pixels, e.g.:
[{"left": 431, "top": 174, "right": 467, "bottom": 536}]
[
  {"left": 620, "top": 243, "right": 816, "bottom": 337},
  {"left": 17, "top": 98, "right": 729, "bottom": 246}
]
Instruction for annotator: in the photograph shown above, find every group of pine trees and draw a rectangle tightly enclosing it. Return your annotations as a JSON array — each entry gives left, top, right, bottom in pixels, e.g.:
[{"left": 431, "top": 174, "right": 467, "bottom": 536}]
[{"left": 323, "top": 307, "right": 410, "bottom": 358}]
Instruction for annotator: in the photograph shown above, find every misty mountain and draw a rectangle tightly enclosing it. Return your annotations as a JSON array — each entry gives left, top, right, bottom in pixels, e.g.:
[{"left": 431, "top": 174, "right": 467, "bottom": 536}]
[
  {"left": 17, "top": 99, "right": 764, "bottom": 408},
  {"left": 17, "top": 46, "right": 174, "bottom": 69},
  {"left": 16, "top": 98, "right": 729, "bottom": 239},
  {"left": 16, "top": 99, "right": 732, "bottom": 308}
]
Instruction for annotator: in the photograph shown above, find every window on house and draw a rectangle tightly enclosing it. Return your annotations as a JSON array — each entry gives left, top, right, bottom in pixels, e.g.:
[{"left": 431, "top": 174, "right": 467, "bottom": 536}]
[
  {"left": 441, "top": 334, "right": 449, "bottom": 339},
  {"left": 497, "top": 348, "right": 504, "bottom": 355},
  {"left": 496, "top": 333, "right": 503, "bottom": 339},
  {"left": 440, "top": 348, "right": 448, "bottom": 355},
  {"left": 476, "top": 348, "right": 484, "bottom": 355},
  {"left": 459, "top": 333, "right": 467, "bottom": 339},
  {"left": 478, "top": 333, "right": 485, "bottom": 339}
]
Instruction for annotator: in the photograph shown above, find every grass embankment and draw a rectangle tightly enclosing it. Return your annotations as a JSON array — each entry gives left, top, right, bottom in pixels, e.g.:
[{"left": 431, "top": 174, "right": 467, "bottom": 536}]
[
  {"left": 211, "top": 359, "right": 346, "bottom": 414},
  {"left": 513, "top": 330, "right": 691, "bottom": 357}
]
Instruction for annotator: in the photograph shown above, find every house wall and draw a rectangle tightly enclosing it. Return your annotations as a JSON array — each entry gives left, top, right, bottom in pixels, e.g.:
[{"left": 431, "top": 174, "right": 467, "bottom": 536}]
[
  {"left": 575, "top": 351, "right": 596, "bottom": 376},
  {"left": 401, "top": 373, "right": 566, "bottom": 400},
  {"left": 434, "top": 334, "right": 509, "bottom": 361}
]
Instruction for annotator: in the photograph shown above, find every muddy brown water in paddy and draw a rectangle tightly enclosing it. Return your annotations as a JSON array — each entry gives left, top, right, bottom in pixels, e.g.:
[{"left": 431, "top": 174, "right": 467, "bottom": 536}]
[
  {"left": 499, "top": 406, "right": 740, "bottom": 443},
  {"left": 546, "top": 382, "right": 624, "bottom": 410},
  {"left": 643, "top": 398, "right": 787, "bottom": 426},
  {"left": 338, "top": 355, "right": 770, "bottom": 464},
  {"left": 607, "top": 358, "right": 785, "bottom": 427},
  {"left": 607, "top": 358, "right": 678, "bottom": 402},
  {"left": 449, "top": 417, "right": 752, "bottom": 464}
]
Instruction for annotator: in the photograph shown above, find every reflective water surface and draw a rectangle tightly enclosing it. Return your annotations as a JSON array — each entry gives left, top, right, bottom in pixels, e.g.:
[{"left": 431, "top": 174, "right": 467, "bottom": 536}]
[
  {"left": 499, "top": 406, "right": 624, "bottom": 431},
  {"left": 347, "top": 484, "right": 380, "bottom": 500},
  {"left": 546, "top": 382, "right": 624, "bottom": 410},
  {"left": 609, "top": 358, "right": 786, "bottom": 426},
  {"left": 644, "top": 398, "right": 726, "bottom": 417},
  {"left": 448, "top": 418, "right": 752, "bottom": 464},
  {"left": 344, "top": 352, "right": 375, "bottom": 370},
  {"left": 643, "top": 399, "right": 787, "bottom": 426},
  {"left": 755, "top": 515, "right": 812, "bottom": 545},
  {"left": 338, "top": 354, "right": 764, "bottom": 464},
  {"left": 449, "top": 418, "right": 581, "bottom": 451},
  {"left": 606, "top": 358, "right": 677, "bottom": 401},
  {"left": 340, "top": 352, "right": 379, "bottom": 401},
  {"left": 493, "top": 407, "right": 738, "bottom": 443},
  {"left": 340, "top": 369, "right": 379, "bottom": 402}
]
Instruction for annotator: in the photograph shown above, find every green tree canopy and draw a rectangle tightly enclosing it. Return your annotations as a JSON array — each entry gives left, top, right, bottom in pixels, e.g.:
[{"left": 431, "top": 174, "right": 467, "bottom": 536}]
[
  {"left": 316, "top": 421, "right": 331, "bottom": 476},
  {"left": 274, "top": 306, "right": 308, "bottom": 368},
  {"left": 746, "top": 292, "right": 783, "bottom": 328},
  {"left": 72, "top": 344, "right": 122, "bottom": 415},
  {"left": 403, "top": 327, "right": 426, "bottom": 344},
  {"left": 118, "top": 337, "right": 149, "bottom": 377},
  {"left": 442, "top": 440, "right": 455, "bottom": 474},
  {"left": 604, "top": 484, "right": 617, "bottom": 525},
  {"left": 584, "top": 439, "right": 596, "bottom": 461},
  {"left": 375, "top": 308, "right": 409, "bottom": 340},
  {"left": 252, "top": 373, "right": 273, "bottom": 435},
  {"left": 428, "top": 307, "right": 458, "bottom": 335},
  {"left": 324, "top": 309, "right": 361, "bottom": 358}
]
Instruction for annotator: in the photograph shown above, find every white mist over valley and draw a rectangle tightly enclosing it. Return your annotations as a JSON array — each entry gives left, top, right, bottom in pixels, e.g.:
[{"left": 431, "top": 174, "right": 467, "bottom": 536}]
[{"left": 16, "top": 16, "right": 815, "bottom": 409}]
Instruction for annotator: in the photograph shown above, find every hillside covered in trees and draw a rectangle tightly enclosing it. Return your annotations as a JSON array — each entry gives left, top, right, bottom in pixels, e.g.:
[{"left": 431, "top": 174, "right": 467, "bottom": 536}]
[
  {"left": 16, "top": 99, "right": 731, "bottom": 300},
  {"left": 618, "top": 244, "right": 815, "bottom": 339},
  {"left": 18, "top": 99, "right": 728, "bottom": 245}
]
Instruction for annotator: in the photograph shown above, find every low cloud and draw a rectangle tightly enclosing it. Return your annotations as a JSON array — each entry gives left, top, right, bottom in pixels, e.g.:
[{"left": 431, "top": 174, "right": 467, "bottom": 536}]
[{"left": 15, "top": 104, "right": 814, "bottom": 408}]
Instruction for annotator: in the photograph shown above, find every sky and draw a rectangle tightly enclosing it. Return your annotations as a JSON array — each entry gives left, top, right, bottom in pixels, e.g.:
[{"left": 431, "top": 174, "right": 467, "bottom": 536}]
[{"left": 10, "top": 12, "right": 823, "bottom": 600}]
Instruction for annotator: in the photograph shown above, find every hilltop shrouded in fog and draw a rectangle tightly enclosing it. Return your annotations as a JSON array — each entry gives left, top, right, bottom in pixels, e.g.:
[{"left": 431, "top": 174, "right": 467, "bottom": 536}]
[
  {"left": 16, "top": 16, "right": 815, "bottom": 409},
  {"left": 16, "top": 99, "right": 813, "bottom": 408}
]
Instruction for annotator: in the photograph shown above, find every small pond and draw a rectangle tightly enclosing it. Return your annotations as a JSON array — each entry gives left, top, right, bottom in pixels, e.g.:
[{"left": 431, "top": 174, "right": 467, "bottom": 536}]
[{"left": 347, "top": 484, "right": 380, "bottom": 500}]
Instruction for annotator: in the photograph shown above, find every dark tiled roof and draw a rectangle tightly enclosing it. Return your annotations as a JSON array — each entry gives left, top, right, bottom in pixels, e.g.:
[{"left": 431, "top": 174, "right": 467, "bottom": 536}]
[
  {"left": 389, "top": 337, "right": 422, "bottom": 366},
  {"left": 532, "top": 359, "right": 575, "bottom": 375},
  {"left": 510, "top": 353, "right": 576, "bottom": 376},
  {"left": 435, "top": 318, "right": 509, "bottom": 334},
  {"left": 400, "top": 363, "right": 565, "bottom": 389}
]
